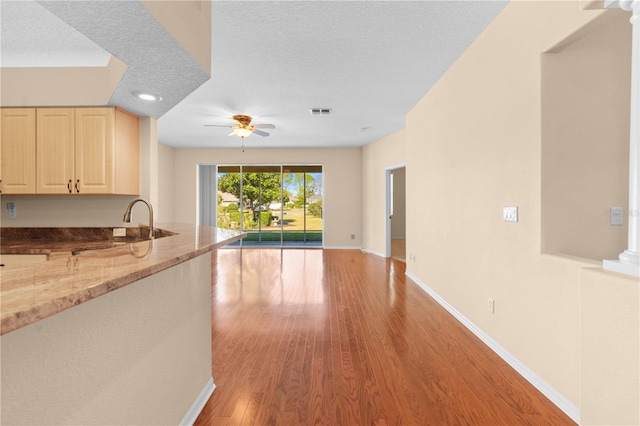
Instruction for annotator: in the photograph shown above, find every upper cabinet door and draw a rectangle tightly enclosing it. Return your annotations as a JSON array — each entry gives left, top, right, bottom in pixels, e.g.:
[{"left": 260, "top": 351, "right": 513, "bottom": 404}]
[
  {"left": 37, "top": 108, "right": 75, "bottom": 194},
  {"left": 75, "top": 108, "right": 115, "bottom": 194},
  {"left": 0, "top": 108, "right": 36, "bottom": 194}
]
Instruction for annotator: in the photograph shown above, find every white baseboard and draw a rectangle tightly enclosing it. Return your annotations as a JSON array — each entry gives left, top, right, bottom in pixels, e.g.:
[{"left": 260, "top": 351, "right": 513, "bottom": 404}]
[
  {"left": 180, "top": 377, "right": 215, "bottom": 426},
  {"left": 405, "top": 271, "right": 580, "bottom": 424},
  {"left": 361, "top": 248, "right": 386, "bottom": 258}
]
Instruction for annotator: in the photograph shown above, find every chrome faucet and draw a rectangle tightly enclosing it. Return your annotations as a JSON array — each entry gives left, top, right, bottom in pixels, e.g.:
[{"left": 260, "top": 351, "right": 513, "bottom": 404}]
[{"left": 123, "top": 198, "right": 154, "bottom": 239}]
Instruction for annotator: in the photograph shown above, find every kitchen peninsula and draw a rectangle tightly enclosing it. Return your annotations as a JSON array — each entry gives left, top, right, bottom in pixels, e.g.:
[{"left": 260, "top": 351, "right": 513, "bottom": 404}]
[{"left": 0, "top": 224, "right": 243, "bottom": 425}]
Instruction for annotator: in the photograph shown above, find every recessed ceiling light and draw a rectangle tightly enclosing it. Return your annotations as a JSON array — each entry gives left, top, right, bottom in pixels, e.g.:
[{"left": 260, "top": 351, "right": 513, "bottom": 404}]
[{"left": 132, "top": 91, "right": 162, "bottom": 102}]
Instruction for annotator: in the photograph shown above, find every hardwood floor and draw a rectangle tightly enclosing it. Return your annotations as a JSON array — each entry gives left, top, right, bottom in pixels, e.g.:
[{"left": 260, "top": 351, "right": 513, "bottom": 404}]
[
  {"left": 195, "top": 249, "right": 574, "bottom": 425},
  {"left": 391, "top": 239, "right": 405, "bottom": 262}
]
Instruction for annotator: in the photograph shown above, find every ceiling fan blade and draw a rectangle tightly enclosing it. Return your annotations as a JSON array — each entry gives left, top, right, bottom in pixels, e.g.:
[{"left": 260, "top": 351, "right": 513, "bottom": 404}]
[
  {"left": 227, "top": 131, "right": 235, "bottom": 136},
  {"left": 204, "top": 124, "right": 232, "bottom": 128},
  {"left": 253, "top": 123, "right": 275, "bottom": 129},
  {"left": 253, "top": 129, "right": 270, "bottom": 137}
]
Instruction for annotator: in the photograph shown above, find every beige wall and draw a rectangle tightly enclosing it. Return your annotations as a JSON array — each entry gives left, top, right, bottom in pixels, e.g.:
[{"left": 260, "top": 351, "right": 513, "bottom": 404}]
[
  {"left": 580, "top": 268, "right": 639, "bottom": 425},
  {"left": 142, "top": 0, "right": 212, "bottom": 75},
  {"left": 404, "top": 1, "right": 637, "bottom": 417},
  {"left": 158, "top": 143, "right": 176, "bottom": 223},
  {"left": 541, "top": 10, "right": 630, "bottom": 261},
  {"left": 362, "top": 130, "right": 406, "bottom": 255},
  {"left": 0, "top": 195, "right": 142, "bottom": 228},
  {"left": 0, "top": 56, "right": 127, "bottom": 108},
  {"left": 0, "top": 254, "right": 212, "bottom": 424},
  {"left": 172, "top": 147, "right": 362, "bottom": 247}
]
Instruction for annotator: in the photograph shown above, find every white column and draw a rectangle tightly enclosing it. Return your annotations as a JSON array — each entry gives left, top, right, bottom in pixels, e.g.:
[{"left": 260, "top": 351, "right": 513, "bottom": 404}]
[{"left": 604, "top": 0, "right": 640, "bottom": 277}]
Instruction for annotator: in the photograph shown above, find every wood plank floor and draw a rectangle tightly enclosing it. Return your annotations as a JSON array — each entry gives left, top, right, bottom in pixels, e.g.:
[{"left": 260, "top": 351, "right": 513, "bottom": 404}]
[
  {"left": 195, "top": 249, "right": 575, "bottom": 426},
  {"left": 391, "top": 239, "right": 406, "bottom": 262}
]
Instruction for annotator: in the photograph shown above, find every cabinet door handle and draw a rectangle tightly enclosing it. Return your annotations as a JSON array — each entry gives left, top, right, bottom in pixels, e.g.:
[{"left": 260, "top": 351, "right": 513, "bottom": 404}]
[
  {"left": 75, "top": 179, "right": 80, "bottom": 193},
  {"left": 67, "top": 179, "right": 72, "bottom": 193}
]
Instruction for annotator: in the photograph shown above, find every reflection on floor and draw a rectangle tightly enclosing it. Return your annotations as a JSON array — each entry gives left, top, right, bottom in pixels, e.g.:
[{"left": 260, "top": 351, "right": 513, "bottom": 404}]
[
  {"left": 227, "top": 240, "right": 322, "bottom": 248},
  {"left": 195, "top": 249, "right": 574, "bottom": 425},
  {"left": 391, "top": 238, "right": 406, "bottom": 262}
]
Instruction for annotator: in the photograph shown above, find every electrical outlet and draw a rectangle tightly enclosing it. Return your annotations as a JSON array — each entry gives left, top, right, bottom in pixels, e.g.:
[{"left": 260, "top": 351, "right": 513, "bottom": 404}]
[
  {"left": 113, "top": 227, "right": 127, "bottom": 237},
  {"left": 6, "top": 202, "right": 16, "bottom": 219},
  {"left": 610, "top": 207, "right": 623, "bottom": 226},
  {"left": 350, "top": 234, "right": 356, "bottom": 240},
  {"left": 488, "top": 298, "right": 495, "bottom": 314}
]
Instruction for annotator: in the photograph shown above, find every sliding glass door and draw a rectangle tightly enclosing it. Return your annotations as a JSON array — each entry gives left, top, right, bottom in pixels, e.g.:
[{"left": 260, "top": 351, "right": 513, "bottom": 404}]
[
  {"left": 282, "top": 165, "right": 323, "bottom": 245},
  {"left": 214, "top": 164, "right": 323, "bottom": 247}
]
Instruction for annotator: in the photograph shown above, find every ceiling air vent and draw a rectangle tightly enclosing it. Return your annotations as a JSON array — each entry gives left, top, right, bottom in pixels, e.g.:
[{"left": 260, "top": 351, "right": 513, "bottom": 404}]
[{"left": 310, "top": 108, "right": 332, "bottom": 115}]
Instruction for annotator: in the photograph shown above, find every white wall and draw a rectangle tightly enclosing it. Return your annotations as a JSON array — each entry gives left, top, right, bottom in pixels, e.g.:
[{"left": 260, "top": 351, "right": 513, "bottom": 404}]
[{"left": 171, "top": 147, "right": 362, "bottom": 248}]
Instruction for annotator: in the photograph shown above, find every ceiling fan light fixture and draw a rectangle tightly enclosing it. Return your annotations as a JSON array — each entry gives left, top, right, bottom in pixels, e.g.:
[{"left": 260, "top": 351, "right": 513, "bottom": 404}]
[
  {"left": 206, "top": 114, "right": 273, "bottom": 140},
  {"left": 232, "top": 126, "right": 253, "bottom": 138}
]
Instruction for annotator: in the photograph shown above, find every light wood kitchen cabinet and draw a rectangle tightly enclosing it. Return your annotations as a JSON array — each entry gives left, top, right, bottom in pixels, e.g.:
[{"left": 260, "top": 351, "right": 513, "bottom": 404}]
[
  {"left": 74, "top": 107, "right": 115, "bottom": 194},
  {"left": 36, "top": 108, "right": 76, "bottom": 194},
  {"left": 2, "top": 106, "right": 140, "bottom": 195},
  {"left": 0, "top": 108, "right": 37, "bottom": 194}
]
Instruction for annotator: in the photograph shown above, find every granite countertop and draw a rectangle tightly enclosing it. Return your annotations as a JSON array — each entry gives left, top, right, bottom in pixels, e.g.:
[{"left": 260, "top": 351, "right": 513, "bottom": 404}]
[{"left": 0, "top": 224, "right": 244, "bottom": 335}]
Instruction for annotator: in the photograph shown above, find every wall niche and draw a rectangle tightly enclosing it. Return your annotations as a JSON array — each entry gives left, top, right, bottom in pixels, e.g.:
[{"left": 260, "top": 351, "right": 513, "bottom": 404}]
[{"left": 541, "top": 9, "right": 631, "bottom": 261}]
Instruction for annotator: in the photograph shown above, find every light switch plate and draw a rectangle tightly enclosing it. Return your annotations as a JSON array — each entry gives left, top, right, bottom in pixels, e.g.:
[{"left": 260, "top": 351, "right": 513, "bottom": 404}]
[
  {"left": 610, "top": 207, "right": 623, "bottom": 226},
  {"left": 503, "top": 206, "right": 518, "bottom": 222}
]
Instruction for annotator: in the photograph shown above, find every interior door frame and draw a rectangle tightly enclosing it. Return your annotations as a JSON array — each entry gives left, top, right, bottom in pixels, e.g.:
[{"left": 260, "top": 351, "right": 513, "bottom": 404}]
[{"left": 385, "top": 163, "right": 406, "bottom": 258}]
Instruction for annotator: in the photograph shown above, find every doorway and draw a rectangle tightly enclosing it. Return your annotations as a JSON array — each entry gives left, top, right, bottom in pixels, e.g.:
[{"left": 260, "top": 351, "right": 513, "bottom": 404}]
[{"left": 386, "top": 165, "right": 406, "bottom": 260}]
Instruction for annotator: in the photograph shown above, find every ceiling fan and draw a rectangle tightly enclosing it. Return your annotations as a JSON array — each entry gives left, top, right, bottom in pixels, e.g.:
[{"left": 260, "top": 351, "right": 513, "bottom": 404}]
[{"left": 204, "top": 114, "right": 275, "bottom": 139}]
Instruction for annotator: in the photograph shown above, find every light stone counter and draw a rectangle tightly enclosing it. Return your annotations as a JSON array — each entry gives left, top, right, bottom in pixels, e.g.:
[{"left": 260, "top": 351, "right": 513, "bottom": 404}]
[{"left": 0, "top": 223, "right": 243, "bottom": 335}]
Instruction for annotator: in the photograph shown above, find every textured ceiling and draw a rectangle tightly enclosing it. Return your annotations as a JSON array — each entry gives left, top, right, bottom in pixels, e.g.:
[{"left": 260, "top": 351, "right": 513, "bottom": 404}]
[
  {"left": 1, "top": 0, "right": 507, "bottom": 149},
  {"left": 158, "top": 1, "right": 507, "bottom": 149},
  {"left": 0, "top": 0, "right": 110, "bottom": 68}
]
